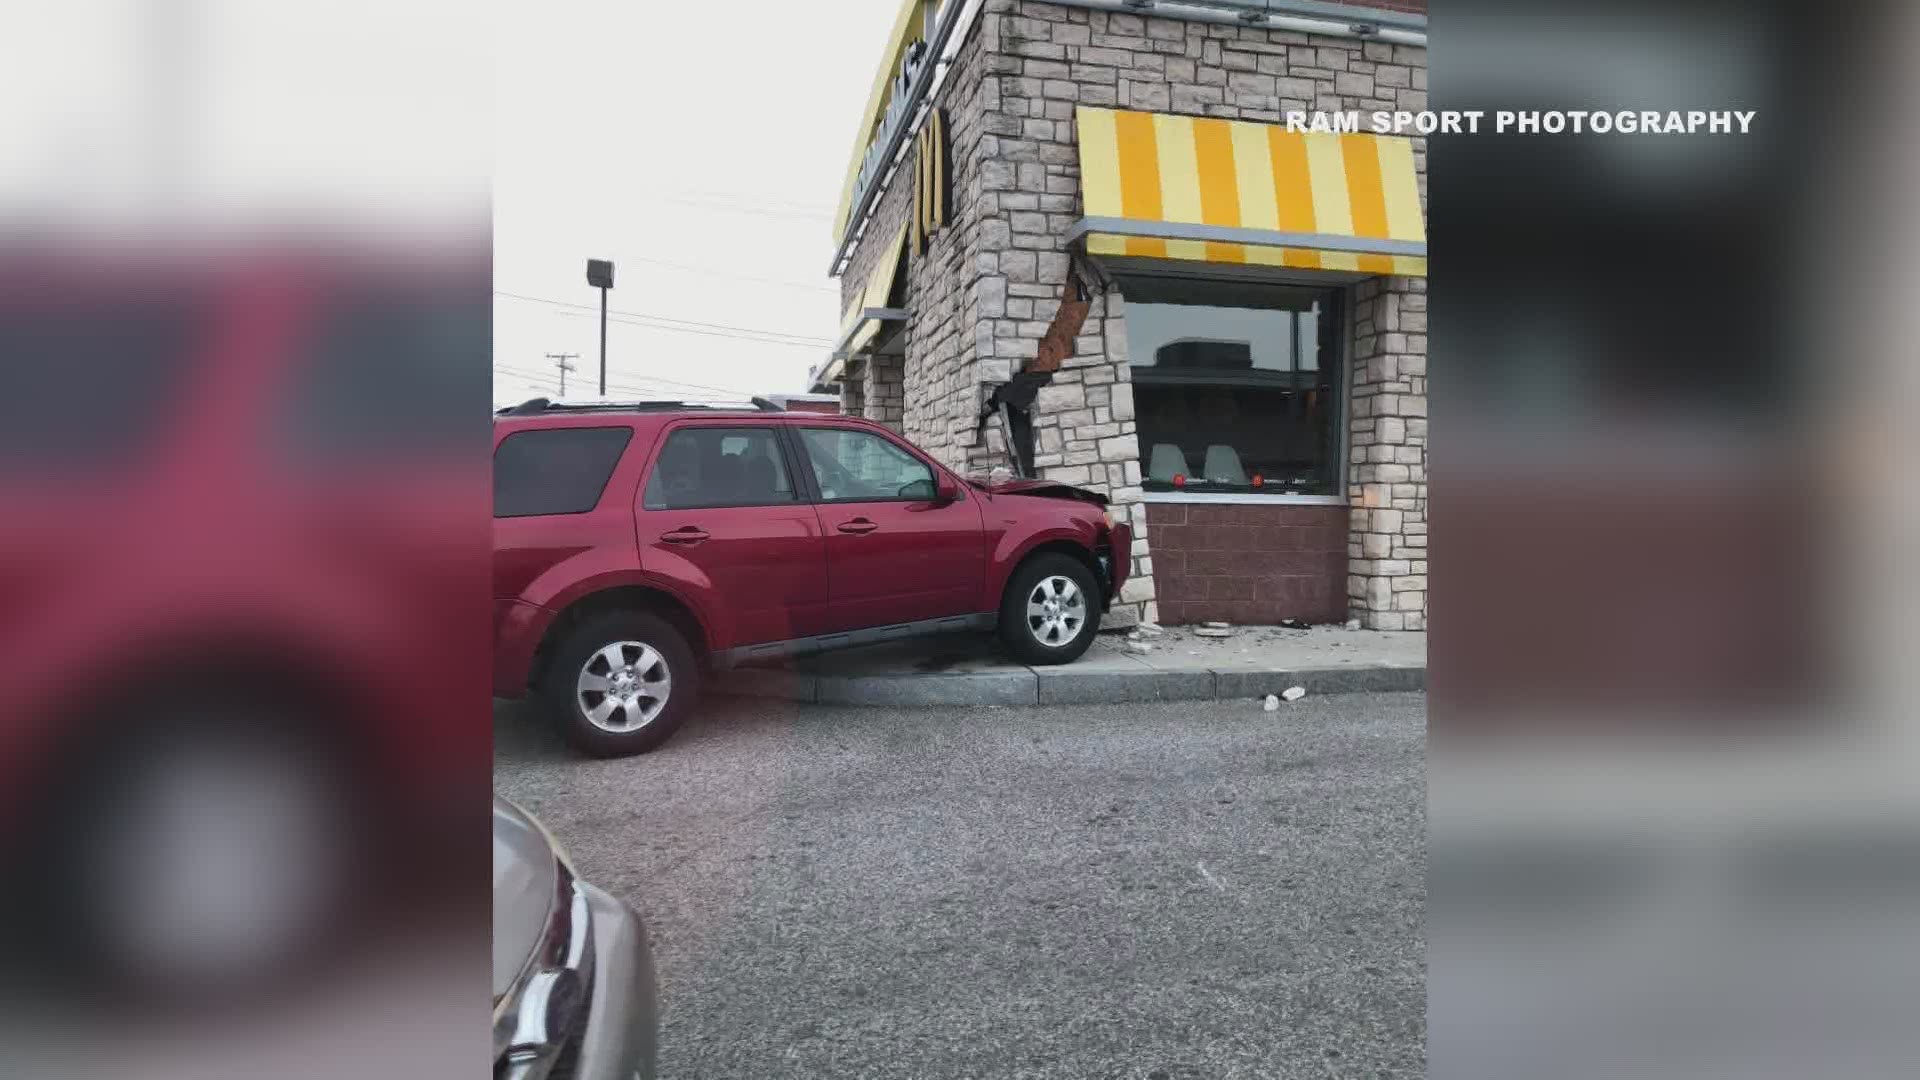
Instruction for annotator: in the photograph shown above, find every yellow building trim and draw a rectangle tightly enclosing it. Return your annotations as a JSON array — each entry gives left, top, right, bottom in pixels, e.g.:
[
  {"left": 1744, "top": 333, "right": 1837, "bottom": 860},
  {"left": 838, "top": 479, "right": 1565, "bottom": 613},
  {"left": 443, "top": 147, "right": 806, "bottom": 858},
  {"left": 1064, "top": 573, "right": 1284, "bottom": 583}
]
[
  {"left": 840, "top": 221, "right": 912, "bottom": 356},
  {"left": 834, "top": 0, "right": 938, "bottom": 243}
]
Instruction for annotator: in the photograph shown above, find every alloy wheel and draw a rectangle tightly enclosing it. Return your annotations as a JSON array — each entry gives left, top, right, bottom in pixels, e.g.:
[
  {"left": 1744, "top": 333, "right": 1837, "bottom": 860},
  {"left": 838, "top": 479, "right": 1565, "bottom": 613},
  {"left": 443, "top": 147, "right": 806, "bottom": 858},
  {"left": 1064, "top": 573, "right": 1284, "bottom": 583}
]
[
  {"left": 1025, "top": 574, "right": 1086, "bottom": 647},
  {"left": 576, "top": 641, "right": 671, "bottom": 731}
]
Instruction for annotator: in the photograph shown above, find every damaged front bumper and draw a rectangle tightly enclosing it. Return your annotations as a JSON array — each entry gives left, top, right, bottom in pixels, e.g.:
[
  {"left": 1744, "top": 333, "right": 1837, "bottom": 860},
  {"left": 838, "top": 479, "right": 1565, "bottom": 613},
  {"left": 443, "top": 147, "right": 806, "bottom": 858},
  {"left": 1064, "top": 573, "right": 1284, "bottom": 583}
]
[{"left": 1099, "top": 522, "right": 1132, "bottom": 610}]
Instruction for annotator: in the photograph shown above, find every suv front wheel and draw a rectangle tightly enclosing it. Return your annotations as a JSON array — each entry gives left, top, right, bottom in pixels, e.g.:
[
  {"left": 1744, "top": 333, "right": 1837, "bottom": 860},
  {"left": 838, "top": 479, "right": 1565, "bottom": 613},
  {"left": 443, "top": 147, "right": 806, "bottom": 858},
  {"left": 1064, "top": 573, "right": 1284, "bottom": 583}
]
[
  {"left": 998, "top": 553, "right": 1101, "bottom": 665},
  {"left": 541, "top": 611, "right": 698, "bottom": 757}
]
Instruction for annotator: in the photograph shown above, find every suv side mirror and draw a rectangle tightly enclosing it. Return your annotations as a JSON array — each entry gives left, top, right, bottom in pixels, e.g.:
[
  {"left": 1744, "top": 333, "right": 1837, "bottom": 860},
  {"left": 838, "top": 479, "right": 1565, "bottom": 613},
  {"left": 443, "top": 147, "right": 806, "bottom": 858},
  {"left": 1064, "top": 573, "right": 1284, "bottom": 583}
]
[{"left": 935, "top": 476, "right": 961, "bottom": 504}]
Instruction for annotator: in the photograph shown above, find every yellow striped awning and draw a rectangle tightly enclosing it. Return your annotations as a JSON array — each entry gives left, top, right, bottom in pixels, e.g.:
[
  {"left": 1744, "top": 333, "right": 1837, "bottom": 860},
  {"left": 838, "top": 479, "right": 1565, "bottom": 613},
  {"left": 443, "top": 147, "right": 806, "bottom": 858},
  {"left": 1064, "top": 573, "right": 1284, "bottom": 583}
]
[
  {"left": 821, "top": 221, "right": 911, "bottom": 384},
  {"left": 1073, "top": 107, "right": 1427, "bottom": 277}
]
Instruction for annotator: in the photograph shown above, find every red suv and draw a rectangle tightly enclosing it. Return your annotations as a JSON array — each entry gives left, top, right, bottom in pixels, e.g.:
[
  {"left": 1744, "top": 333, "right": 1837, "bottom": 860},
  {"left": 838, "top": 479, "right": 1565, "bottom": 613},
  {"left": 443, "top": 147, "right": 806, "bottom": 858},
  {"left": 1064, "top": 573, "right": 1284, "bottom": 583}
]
[{"left": 493, "top": 399, "right": 1131, "bottom": 756}]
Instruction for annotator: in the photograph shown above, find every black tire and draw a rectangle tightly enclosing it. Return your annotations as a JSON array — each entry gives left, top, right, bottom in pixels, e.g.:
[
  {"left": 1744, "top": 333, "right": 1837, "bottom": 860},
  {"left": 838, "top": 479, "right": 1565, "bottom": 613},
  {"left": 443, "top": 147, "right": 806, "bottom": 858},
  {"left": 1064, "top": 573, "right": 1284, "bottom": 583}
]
[
  {"left": 997, "top": 552, "right": 1102, "bottom": 665},
  {"left": 21, "top": 692, "right": 361, "bottom": 1007},
  {"left": 540, "top": 610, "right": 699, "bottom": 757}
]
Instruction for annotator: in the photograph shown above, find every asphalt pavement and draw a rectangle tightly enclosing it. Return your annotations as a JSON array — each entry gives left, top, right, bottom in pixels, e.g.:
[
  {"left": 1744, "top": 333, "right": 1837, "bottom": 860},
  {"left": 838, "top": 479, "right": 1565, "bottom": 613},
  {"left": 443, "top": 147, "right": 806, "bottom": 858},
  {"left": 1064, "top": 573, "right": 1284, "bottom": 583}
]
[{"left": 494, "top": 691, "right": 1426, "bottom": 1079}]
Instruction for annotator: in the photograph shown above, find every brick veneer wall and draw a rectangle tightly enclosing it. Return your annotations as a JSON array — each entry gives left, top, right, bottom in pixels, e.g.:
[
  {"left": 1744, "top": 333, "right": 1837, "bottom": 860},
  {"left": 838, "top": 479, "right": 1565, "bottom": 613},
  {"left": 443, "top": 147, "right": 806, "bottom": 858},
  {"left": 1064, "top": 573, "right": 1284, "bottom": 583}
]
[
  {"left": 861, "top": 351, "right": 906, "bottom": 431},
  {"left": 1147, "top": 503, "right": 1349, "bottom": 625},
  {"left": 838, "top": 6, "right": 996, "bottom": 468},
  {"left": 1347, "top": 277, "right": 1427, "bottom": 629}
]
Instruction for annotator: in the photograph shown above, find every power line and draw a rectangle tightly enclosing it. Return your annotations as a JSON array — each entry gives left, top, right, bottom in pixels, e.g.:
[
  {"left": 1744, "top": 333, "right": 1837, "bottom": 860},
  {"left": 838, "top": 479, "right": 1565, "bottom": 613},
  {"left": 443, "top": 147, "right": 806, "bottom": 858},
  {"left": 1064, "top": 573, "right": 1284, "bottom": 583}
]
[
  {"left": 493, "top": 364, "right": 757, "bottom": 399},
  {"left": 496, "top": 290, "right": 832, "bottom": 341},
  {"left": 562, "top": 309, "right": 828, "bottom": 350},
  {"left": 493, "top": 366, "right": 560, "bottom": 390},
  {"left": 611, "top": 254, "right": 838, "bottom": 294},
  {"left": 494, "top": 291, "right": 833, "bottom": 345}
]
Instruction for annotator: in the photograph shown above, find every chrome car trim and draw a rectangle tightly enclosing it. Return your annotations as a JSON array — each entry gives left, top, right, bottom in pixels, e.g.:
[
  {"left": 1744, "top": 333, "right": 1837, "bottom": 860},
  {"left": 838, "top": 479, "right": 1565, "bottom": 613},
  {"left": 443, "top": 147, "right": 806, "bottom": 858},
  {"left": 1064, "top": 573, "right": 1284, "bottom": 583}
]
[{"left": 493, "top": 859, "right": 596, "bottom": 1079}]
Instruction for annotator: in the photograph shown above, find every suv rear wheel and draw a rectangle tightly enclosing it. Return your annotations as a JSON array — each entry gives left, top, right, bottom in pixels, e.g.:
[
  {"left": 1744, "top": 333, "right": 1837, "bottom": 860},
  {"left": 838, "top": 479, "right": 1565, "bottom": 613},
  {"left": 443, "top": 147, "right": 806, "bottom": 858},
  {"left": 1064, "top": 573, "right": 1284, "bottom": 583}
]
[
  {"left": 998, "top": 553, "right": 1101, "bottom": 665},
  {"left": 541, "top": 611, "right": 698, "bottom": 757}
]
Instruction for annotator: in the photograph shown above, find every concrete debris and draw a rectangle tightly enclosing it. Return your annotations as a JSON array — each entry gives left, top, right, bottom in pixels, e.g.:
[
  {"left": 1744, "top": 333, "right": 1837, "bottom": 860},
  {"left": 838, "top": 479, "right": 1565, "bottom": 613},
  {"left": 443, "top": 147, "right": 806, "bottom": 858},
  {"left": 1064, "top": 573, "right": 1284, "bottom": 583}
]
[
  {"left": 1262, "top": 694, "right": 1280, "bottom": 712},
  {"left": 1135, "top": 622, "right": 1165, "bottom": 636},
  {"left": 1203, "top": 621, "right": 1231, "bottom": 630},
  {"left": 1194, "top": 626, "right": 1234, "bottom": 639},
  {"left": 1127, "top": 640, "right": 1153, "bottom": 654},
  {"left": 1345, "top": 618, "right": 1362, "bottom": 631},
  {"left": 1278, "top": 618, "right": 1309, "bottom": 630},
  {"left": 1281, "top": 686, "right": 1307, "bottom": 702}
]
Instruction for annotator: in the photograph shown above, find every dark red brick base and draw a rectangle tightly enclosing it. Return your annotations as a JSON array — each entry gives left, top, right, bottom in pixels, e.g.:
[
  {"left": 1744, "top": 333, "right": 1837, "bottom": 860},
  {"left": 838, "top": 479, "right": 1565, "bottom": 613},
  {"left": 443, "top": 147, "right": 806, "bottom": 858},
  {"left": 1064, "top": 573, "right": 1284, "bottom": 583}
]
[{"left": 1145, "top": 502, "right": 1349, "bottom": 626}]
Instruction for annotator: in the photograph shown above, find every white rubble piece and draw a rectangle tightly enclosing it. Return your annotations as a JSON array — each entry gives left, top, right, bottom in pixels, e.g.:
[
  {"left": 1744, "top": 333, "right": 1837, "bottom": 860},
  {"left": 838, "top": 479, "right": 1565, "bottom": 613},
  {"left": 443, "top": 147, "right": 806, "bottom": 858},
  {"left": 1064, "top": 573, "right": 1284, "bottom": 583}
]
[{"left": 1281, "top": 686, "right": 1307, "bottom": 702}]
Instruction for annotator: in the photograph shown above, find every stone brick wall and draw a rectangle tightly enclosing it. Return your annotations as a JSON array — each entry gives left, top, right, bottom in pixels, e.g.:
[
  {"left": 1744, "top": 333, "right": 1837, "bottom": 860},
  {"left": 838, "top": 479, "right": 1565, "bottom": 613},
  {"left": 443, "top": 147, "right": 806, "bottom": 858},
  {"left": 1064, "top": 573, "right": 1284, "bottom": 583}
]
[
  {"left": 831, "top": 0, "right": 1428, "bottom": 629},
  {"left": 1347, "top": 277, "right": 1428, "bottom": 629},
  {"left": 838, "top": 7, "right": 998, "bottom": 470},
  {"left": 860, "top": 352, "right": 905, "bottom": 430},
  {"left": 1146, "top": 503, "right": 1348, "bottom": 624}
]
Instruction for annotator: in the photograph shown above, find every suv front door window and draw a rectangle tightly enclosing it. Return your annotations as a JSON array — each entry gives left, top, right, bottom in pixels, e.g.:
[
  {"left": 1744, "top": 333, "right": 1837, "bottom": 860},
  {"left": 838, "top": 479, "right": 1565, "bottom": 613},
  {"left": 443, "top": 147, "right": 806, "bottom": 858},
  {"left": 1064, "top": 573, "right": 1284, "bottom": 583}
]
[
  {"left": 795, "top": 426, "right": 985, "bottom": 631},
  {"left": 798, "top": 427, "right": 937, "bottom": 502}
]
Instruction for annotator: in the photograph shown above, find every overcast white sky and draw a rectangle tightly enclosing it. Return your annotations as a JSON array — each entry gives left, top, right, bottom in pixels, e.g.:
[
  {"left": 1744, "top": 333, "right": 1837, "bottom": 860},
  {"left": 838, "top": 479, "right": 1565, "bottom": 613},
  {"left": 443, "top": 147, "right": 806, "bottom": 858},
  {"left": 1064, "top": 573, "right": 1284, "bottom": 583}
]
[
  {"left": 2, "top": 0, "right": 896, "bottom": 405},
  {"left": 494, "top": 0, "right": 901, "bottom": 405}
]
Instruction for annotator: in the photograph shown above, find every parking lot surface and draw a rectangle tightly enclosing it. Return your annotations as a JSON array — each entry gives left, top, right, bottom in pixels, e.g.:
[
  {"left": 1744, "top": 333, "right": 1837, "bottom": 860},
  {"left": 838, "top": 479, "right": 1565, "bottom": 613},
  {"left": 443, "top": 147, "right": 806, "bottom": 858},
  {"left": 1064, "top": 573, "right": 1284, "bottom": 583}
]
[{"left": 495, "top": 692, "right": 1425, "bottom": 1079}]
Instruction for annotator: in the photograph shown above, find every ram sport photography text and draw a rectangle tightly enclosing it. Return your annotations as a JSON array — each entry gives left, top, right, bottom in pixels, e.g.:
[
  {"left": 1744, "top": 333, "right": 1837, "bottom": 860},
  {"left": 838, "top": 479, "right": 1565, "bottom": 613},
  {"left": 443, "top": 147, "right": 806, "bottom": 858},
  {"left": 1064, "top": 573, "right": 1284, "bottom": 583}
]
[{"left": 1286, "top": 109, "right": 1759, "bottom": 136}]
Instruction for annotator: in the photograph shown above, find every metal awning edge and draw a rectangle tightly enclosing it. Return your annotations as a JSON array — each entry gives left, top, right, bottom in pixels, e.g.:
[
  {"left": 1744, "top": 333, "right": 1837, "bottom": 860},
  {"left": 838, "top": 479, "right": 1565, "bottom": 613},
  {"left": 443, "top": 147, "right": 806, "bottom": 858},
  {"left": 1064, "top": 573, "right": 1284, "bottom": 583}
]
[
  {"left": 822, "top": 306, "right": 913, "bottom": 383},
  {"left": 1066, "top": 216, "right": 1427, "bottom": 259}
]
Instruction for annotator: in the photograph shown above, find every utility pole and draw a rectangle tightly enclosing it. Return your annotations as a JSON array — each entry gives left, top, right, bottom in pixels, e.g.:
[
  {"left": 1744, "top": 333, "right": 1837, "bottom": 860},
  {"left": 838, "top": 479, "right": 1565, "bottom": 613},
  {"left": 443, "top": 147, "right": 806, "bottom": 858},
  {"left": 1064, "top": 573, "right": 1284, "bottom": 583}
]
[{"left": 545, "top": 352, "right": 579, "bottom": 397}]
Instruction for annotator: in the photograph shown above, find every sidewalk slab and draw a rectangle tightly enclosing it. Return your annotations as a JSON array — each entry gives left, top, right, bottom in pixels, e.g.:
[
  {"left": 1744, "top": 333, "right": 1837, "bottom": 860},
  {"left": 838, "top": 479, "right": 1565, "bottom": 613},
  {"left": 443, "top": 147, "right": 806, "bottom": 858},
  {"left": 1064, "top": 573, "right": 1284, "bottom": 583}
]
[
  {"left": 1138, "top": 627, "right": 1427, "bottom": 671},
  {"left": 1036, "top": 665, "right": 1217, "bottom": 705},
  {"left": 1212, "top": 664, "right": 1425, "bottom": 699},
  {"left": 817, "top": 670, "right": 1038, "bottom": 707},
  {"left": 713, "top": 625, "right": 1424, "bottom": 709}
]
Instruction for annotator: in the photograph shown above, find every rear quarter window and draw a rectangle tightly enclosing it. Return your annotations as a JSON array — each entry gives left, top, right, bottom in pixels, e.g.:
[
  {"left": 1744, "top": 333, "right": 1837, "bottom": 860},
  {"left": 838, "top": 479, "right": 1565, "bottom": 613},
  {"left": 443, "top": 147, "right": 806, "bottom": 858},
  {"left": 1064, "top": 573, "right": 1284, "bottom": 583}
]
[{"left": 493, "top": 426, "right": 633, "bottom": 517}]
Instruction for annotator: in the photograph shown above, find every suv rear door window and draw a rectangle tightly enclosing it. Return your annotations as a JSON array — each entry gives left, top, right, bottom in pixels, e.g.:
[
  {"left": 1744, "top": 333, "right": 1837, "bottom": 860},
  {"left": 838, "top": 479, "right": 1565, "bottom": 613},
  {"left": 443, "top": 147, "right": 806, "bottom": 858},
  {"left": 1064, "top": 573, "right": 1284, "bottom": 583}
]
[
  {"left": 797, "top": 427, "right": 936, "bottom": 502},
  {"left": 642, "top": 426, "right": 796, "bottom": 510},
  {"left": 493, "top": 427, "right": 633, "bottom": 517}
]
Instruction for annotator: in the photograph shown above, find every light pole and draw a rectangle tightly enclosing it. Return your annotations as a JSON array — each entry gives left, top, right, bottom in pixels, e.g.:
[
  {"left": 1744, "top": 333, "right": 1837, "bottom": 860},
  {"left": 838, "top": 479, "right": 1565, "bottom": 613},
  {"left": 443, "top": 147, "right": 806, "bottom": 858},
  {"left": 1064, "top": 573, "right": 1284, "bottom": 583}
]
[{"left": 586, "top": 259, "right": 615, "bottom": 395}]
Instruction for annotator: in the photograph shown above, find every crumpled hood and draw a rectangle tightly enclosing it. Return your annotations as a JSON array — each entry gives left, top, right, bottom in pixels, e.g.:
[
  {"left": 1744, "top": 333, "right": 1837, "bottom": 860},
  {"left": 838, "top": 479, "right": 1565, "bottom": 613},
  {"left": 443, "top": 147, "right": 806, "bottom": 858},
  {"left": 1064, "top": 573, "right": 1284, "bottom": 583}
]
[{"left": 975, "top": 478, "right": 1109, "bottom": 506}]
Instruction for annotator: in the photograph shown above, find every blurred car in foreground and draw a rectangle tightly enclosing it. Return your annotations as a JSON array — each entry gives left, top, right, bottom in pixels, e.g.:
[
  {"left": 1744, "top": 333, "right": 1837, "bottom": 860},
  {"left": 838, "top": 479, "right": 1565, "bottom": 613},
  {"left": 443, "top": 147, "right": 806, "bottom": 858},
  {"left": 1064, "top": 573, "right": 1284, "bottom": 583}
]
[
  {"left": 0, "top": 246, "right": 488, "bottom": 1000},
  {"left": 494, "top": 795, "right": 657, "bottom": 1080}
]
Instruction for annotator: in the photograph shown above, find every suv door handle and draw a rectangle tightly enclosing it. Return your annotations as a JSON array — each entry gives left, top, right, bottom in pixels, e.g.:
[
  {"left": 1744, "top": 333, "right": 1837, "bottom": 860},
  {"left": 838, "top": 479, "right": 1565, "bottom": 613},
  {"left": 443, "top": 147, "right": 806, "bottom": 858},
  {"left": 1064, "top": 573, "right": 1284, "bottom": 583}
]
[
  {"left": 836, "top": 519, "right": 878, "bottom": 535},
  {"left": 660, "top": 527, "right": 709, "bottom": 544}
]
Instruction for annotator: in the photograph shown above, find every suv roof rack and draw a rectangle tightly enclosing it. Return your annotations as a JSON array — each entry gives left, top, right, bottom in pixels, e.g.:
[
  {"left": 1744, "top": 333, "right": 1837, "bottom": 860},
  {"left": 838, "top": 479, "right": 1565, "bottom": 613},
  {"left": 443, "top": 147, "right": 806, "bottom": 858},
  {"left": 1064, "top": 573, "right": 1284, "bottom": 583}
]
[{"left": 495, "top": 396, "right": 787, "bottom": 417}]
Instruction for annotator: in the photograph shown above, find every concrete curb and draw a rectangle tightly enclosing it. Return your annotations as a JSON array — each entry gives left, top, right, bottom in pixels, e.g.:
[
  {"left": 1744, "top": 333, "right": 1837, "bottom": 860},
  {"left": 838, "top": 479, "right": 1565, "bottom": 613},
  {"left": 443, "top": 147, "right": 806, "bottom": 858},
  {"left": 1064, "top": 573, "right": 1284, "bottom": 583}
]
[{"left": 719, "top": 661, "right": 1423, "bottom": 708}]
